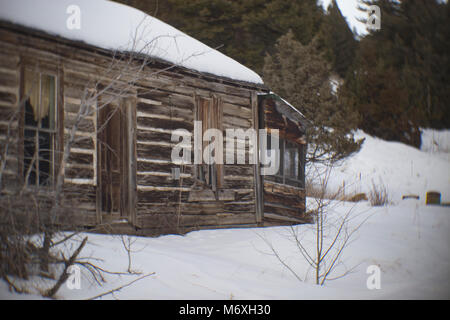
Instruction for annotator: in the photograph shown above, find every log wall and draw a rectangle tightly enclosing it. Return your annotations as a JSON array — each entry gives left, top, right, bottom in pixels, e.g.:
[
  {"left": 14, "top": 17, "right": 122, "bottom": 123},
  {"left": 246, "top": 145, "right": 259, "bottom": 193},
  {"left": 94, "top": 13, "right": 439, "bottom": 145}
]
[
  {"left": 0, "top": 24, "right": 267, "bottom": 233},
  {"left": 259, "top": 97, "right": 309, "bottom": 225}
]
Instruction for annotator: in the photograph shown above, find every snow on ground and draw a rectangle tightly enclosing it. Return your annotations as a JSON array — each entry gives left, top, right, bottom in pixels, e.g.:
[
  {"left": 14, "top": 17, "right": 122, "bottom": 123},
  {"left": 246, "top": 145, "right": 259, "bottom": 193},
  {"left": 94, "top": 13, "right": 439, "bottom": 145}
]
[
  {"left": 0, "top": 130, "right": 449, "bottom": 300},
  {"left": 421, "top": 128, "right": 450, "bottom": 154},
  {"left": 318, "top": 130, "right": 450, "bottom": 203},
  {"left": 1, "top": 201, "right": 448, "bottom": 300},
  {"left": 0, "top": 0, "right": 263, "bottom": 84}
]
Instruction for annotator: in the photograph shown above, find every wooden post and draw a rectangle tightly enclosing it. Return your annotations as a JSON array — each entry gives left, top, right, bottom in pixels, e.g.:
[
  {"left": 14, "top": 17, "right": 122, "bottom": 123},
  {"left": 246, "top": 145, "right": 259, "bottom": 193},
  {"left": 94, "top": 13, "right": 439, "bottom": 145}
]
[
  {"left": 252, "top": 92, "right": 263, "bottom": 224},
  {"left": 127, "top": 97, "right": 137, "bottom": 226}
]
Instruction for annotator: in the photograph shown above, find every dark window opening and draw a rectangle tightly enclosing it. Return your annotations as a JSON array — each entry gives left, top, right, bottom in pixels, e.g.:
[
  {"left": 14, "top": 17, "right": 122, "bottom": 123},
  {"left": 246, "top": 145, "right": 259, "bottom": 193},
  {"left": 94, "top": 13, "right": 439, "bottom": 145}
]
[
  {"left": 23, "top": 70, "right": 57, "bottom": 187},
  {"left": 265, "top": 134, "right": 305, "bottom": 188}
]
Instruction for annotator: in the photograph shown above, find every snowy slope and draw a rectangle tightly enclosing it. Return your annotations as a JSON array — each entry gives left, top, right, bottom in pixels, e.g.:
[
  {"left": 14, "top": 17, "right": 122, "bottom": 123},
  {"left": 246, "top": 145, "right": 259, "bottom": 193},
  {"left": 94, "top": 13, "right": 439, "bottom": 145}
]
[
  {"left": 320, "top": 130, "right": 450, "bottom": 203},
  {"left": 0, "top": 0, "right": 263, "bottom": 84},
  {"left": 319, "top": 0, "right": 369, "bottom": 36}
]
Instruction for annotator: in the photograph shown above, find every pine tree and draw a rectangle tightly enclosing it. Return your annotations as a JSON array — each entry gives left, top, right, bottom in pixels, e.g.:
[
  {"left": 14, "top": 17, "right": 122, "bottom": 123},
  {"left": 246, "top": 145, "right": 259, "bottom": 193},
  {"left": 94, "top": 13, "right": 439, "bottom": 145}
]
[
  {"left": 318, "top": 0, "right": 357, "bottom": 78},
  {"left": 342, "top": 0, "right": 449, "bottom": 148},
  {"left": 115, "top": 0, "right": 324, "bottom": 74},
  {"left": 263, "top": 31, "right": 362, "bottom": 163}
]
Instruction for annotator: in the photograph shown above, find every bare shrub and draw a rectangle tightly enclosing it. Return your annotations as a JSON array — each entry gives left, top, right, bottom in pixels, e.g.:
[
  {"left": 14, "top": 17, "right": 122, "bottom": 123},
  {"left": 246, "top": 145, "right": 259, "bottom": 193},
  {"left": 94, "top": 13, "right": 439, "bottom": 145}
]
[
  {"left": 261, "top": 162, "right": 371, "bottom": 285},
  {"left": 368, "top": 180, "right": 389, "bottom": 206}
]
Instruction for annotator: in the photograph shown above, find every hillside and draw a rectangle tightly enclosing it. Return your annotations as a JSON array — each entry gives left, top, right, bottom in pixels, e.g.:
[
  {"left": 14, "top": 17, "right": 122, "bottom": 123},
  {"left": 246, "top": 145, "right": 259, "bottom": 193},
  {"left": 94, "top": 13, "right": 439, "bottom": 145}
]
[{"left": 318, "top": 129, "right": 450, "bottom": 203}]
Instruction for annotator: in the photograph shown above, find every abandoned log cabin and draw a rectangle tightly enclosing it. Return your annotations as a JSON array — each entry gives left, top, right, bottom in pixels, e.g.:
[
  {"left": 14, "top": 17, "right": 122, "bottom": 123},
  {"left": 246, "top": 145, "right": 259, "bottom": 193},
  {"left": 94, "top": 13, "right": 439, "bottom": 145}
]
[{"left": 0, "top": 0, "right": 308, "bottom": 235}]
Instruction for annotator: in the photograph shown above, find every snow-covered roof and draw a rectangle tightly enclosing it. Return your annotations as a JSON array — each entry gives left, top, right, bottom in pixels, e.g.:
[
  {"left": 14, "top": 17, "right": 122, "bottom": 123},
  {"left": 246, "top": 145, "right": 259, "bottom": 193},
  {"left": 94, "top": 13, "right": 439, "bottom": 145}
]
[
  {"left": 258, "top": 91, "right": 307, "bottom": 127},
  {"left": 0, "top": 0, "right": 263, "bottom": 85}
]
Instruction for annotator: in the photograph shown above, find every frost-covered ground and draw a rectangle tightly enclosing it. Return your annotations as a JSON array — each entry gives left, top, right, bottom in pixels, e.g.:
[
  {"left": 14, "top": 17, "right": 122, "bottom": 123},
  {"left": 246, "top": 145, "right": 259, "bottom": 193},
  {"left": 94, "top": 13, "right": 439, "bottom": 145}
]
[{"left": 0, "top": 130, "right": 449, "bottom": 300}]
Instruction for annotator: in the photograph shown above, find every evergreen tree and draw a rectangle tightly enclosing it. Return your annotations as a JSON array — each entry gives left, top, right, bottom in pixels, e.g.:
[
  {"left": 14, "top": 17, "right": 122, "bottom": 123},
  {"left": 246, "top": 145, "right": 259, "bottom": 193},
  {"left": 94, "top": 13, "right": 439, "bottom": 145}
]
[
  {"left": 318, "top": 0, "right": 357, "bottom": 79},
  {"left": 115, "top": 0, "right": 324, "bottom": 74},
  {"left": 263, "top": 31, "right": 362, "bottom": 163},
  {"left": 342, "top": 0, "right": 449, "bottom": 148}
]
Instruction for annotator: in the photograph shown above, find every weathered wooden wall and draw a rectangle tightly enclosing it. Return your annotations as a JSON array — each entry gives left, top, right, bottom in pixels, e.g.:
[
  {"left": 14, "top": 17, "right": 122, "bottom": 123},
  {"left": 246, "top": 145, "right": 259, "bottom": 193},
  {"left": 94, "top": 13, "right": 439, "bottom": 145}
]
[
  {"left": 259, "top": 97, "right": 309, "bottom": 225},
  {"left": 134, "top": 74, "right": 259, "bottom": 232},
  {"left": 0, "top": 24, "right": 268, "bottom": 234}
]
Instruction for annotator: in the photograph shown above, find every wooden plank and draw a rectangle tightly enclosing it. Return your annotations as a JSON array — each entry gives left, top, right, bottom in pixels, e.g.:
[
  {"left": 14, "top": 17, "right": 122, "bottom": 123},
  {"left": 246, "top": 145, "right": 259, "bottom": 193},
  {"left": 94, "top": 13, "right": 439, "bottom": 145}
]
[
  {"left": 137, "top": 116, "right": 193, "bottom": 131},
  {"left": 137, "top": 189, "right": 189, "bottom": 204},
  {"left": 65, "top": 166, "right": 94, "bottom": 179},
  {"left": 0, "top": 71, "right": 18, "bottom": 88},
  {"left": 137, "top": 103, "right": 193, "bottom": 121},
  {"left": 137, "top": 161, "right": 193, "bottom": 173},
  {"left": 136, "top": 143, "right": 173, "bottom": 160},
  {"left": 264, "top": 180, "right": 305, "bottom": 196},
  {"left": 138, "top": 212, "right": 256, "bottom": 229},
  {"left": 251, "top": 91, "right": 263, "bottom": 223},
  {"left": 137, "top": 173, "right": 194, "bottom": 188},
  {"left": 0, "top": 92, "right": 17, "bottom": 105},
  {"left": 127, "top": 97, "right": 138, "bottom": 226},
  {"left": 263, "top": 213, "right": 306, "bottom": 224},
  {"left": 67, "top": 150, "right": 93, "bottom": 165}
]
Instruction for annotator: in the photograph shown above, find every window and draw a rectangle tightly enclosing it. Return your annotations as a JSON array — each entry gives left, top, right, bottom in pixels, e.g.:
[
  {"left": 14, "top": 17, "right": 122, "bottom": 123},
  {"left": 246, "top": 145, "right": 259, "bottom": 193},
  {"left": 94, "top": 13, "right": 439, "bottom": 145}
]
[
  {"left": 284, "top": 140, "right": 302, "bottom": 185},
  {"left": 195, "top": 95, "right": 223, "bottom": 190},
  {"left": 23, "top": 69, "right": 57, "bottom": 186},
  {"left": 266, "top": 134, "right": 304, "bottom": 188}
]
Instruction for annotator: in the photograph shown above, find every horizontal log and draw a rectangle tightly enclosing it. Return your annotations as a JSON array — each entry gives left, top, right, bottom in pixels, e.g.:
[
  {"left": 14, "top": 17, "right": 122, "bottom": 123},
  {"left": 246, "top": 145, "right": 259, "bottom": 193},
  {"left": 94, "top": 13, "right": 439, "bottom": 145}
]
[
  {"left": 137, "top": 143, "right": 172, "bottom": 160},
  {"left": 222, "top": 178, "right": 254, "bottom": 189},
  {"left": 137, "top": 212, "right": 256, "bottom": 229},
  {"left": 64, "top": 113, "right": 96, "bottom": 133},
  {"left": 223, "top": 115, "right": 252, "bottom": 129},
  {"left": 264, "top": 203, "right": 303, "bottom": 217},
  {"left": 223, "top": 165, "right": 254, "bottom": 176},
  {"left": 136, "top": 130, "right": 173, "bottom": 145},
  {"left": 65, "top": 134, "right": 95, "bottom": 150},
  {"left": 62, "top": 183, "right": 97, "bottom": 203},
  {"left": 0, "top": 105, "right": 19, "bottom": 120},
  {"left": 64, "top": 101, "right": 96, "bottom": 114},
  {"left": 222, "top": 102, "right": 252, "bottom": 116},
  {"left": 263, "top": 191, "right": 305, "bottom": 209},
  {"left": 137, "top": 189, "right": 190, "bottom": 203},
  {"left": 64, "top": 84, "right": 89, "bottom": 101},
  {"left": 137, "top": 161, "right": 193, "bottom": 173},
  {"left": 137, "top": 173, "right": 194, "bottom": 188},
  {"left": 65, "top": 166, "right": 94, "bottom": 179},
  {"left": 0, "top": 71, "right": 18, "bottom": 88},
  {"left": 235, "top": 189, "right": 255, "bottom": 201},
  {"left": 152, "top": 69, "right": 252, "bottom": 99},
  {"left": 264, "top": 181, "right": 305, "bottom": 197},
  {"left": 0, "top": 91, "right": 16, "bottom": 105},
  {"left": 67, "top": 151, "right": 93, "bottom": 166},
  {"left": 263, "top": 213, "right": 307, "bottom": 224},
  {"left": 137, "top": 116, "right": 193, "bottom": 131},
  {"left": 137, "top": 102, "right": 193, "bottom": 120}
]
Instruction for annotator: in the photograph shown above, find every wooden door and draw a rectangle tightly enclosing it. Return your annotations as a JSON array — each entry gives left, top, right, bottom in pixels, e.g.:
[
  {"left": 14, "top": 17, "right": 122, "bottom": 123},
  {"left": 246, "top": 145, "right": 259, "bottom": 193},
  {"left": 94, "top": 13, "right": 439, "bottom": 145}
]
[{"left": 97, "top": 101, "right": 129, "bottom": 217}]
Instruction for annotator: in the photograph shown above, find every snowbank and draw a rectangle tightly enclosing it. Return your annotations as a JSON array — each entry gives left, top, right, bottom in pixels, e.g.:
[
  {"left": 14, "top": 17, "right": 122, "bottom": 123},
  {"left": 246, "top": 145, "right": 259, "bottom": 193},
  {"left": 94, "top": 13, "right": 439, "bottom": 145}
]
[
  {"left": 318, "top": 130, "right": 450, "bottom": 203},
  {"left": 421, "top": 128, "right": 450, "bottom": 154},
  {"left": 0, "top": 0, "right": 263, "bottom": 84},
  {"left": 1, "top": 201, "right": 448, "bottom": 300}
]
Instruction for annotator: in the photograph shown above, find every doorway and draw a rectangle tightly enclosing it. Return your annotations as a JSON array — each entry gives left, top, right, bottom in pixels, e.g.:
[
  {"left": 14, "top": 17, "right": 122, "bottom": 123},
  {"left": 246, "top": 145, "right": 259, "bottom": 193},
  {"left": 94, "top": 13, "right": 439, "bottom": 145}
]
[{"left": 97, "top": 100, "right": 130, "bottom": 220}]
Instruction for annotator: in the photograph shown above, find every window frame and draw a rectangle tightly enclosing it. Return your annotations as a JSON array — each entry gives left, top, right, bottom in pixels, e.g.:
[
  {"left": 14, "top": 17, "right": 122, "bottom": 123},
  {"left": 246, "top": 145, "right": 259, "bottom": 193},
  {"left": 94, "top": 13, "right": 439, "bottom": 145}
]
[
  {"left": 20, "top": 65, "right": 61, "bottom": 188},
  {"left": 267, "top": 134, "right": 305, "bottom": 188}
]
